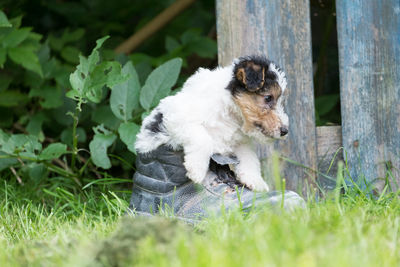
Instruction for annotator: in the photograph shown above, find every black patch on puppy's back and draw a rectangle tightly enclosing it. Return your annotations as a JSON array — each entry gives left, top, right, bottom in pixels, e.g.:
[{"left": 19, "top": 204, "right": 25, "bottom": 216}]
[{"left": 146, "top": 112, "right": 164, "bottom": 133}]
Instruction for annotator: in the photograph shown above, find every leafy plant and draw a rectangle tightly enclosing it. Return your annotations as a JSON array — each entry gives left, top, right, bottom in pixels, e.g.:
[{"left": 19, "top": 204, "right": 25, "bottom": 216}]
[
  {"left": 0, "top": 3, "right": 215, "bottom": 192},
  {"left": 0, "top": 11, "right": 182, "bottom": 187}
]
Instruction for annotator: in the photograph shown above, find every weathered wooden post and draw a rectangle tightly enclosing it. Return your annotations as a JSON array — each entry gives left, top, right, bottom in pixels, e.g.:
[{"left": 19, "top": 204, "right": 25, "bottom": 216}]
[
  {"left": 336, "top": 1, "right": 400, "bottom": 190},
  {"left": 216, "top": 0, "right": 317, "bottom": 193}
]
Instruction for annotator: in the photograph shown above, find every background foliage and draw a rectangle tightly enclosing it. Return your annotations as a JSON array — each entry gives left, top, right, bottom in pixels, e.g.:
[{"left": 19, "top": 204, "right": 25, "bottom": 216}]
[
  {"left": 0, "top": 0, "right": 340, "bottom": 198},
  {"left": 0, "top": 0, "right": 218, "bottom": 197}
]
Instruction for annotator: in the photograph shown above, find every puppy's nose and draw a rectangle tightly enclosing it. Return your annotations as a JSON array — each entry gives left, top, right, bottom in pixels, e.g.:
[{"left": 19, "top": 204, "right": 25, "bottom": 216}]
[{"left": 280, "top": 127, "right": 288, "bottom": 137}]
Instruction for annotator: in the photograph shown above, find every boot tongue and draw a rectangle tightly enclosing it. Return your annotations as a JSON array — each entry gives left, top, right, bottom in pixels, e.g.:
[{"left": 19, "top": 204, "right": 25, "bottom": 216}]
[
  {"left": 211, "top": 153, "right": 239, "bottom": 165},
  {"left": 209, "top": 154, "right": 245, "bottom": 190}
]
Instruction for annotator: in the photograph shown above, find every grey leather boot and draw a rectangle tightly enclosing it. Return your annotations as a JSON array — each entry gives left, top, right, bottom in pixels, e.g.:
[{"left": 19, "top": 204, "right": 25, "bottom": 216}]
[{"left": 129, "top": 145, "right": 305, "bottom": 222}]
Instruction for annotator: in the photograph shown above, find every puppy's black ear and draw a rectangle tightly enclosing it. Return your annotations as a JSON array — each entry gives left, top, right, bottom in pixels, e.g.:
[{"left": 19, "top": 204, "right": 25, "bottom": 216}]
[{"left": 235, "top": 62, "right": 265, "bottom": 92}]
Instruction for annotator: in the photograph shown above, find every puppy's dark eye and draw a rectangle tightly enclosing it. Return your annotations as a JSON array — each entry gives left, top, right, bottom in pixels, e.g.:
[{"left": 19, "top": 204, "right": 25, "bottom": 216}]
[{"left": 264, "top": 95, "right": 273, "bottom": 103}]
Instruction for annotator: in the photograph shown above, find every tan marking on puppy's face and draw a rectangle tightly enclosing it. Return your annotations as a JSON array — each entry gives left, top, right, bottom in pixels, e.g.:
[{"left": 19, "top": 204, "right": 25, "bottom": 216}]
[{"left": 234, "top": 83, "right": 286, "bottom": 139}]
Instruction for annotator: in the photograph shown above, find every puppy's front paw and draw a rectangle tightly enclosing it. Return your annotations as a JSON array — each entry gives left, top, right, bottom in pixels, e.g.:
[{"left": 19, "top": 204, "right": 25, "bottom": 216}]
[
  {"left": 239, "top": 176, "right": 270, "bottom": 192},
  {"left": 184, "top": 155, "right": 208, "bottom": 184}
]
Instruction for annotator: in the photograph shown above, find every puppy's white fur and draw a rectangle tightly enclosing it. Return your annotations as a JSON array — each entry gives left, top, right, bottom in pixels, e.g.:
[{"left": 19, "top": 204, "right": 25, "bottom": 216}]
[{"left": 135, "top": 61, "right": 287, "bottom": 191}]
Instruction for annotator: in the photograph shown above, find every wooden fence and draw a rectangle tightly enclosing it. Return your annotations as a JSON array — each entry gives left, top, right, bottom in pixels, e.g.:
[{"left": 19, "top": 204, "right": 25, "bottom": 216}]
[{"left": 216, "top": 0, "right": 400, "bottom": 194}]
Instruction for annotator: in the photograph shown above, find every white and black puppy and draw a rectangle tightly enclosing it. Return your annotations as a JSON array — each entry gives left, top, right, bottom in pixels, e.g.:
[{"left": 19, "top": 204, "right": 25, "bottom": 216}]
[{"left": 135, "top": 56, "right": 288, "bottom": 191}]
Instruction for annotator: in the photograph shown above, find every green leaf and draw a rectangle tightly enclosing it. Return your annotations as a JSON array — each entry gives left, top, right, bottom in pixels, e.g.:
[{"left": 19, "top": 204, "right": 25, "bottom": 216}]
[
  {"left": 68, "top": 36, "right": 127, "bottom": 105},
  {"left": 0, "top": 90, "right": 29, "bottom": 107},
  {"left": 48, "top": 34, "right": 64, "bottom": 51},
  {"left": 1, "top": 134, "right": 41, "bottom": 158},
  {"left": 180, "top": 28, "right": 202, "bottom": 44},
  {"left": 0, "top": 129, "right": 10, "bottom": 145},
  {"left": 39, "top": 143, "right": 68, "bottom": 160},
  {"left": 8, "top": 46, "right": 43, "bottom": 77},
  {"left": 315, "top": 94, "right": 340, "bottom": 116},
  {"left": 0, "top": 72, "right": 12, "bottom": 91},
  {"left": 26, "top": 112, "right": 46, "bottom": 140},
  {"left": 0, "top": 11, "right": 12, "bottom": 28},
  {"left": 29, "top": 85, "right": 63, "bottom": 109},
  {"left": 140, "top": 58, "right": 182, "bottom": 110},
  {"left": 165, "top": 36, "right": 180, "bottom": 52},
  {"left": 68, "top": 37, "right": 106, "bottom": 102},
  {"left": 27, "top": 163, "right": 48, "bottom": 181},
  {"left": 86, "top": 61, "right": 126, "bottom": 103},
  {"left": 0, "top": 154, "right": 18, "bottom": 171},
  {"left": 61, "top": 127, "right": 86, "bottom": 147},
  {"left": 188, "top": 37, "right": 217, "bottom": 58},
  {"left": 91, "top": 105, "right": 120, "bottom": 130},
  {"left": 2, "top": 27, "right": 31, "bottom": 48},
  {"left": 62, "top": 28, "right": 85, "bottom": 43},
  {"left": 61, "top": 45, "right": 80, "bottom": 64},
  {"left": 0, "top": 48, "right": 6, "bottom": 67},
  {"left": 9, "top": 16, "right": 22, "bottom": 28},
  {"left": 141, "top": 111, "right": 150, "bottom": 120},
  {"left": 118, "top": 122, "right": 140, "bottom": 154},
  {"left": 89, "top": 128, "right": 116, "bottom": 169},
  {"left": 110, "top": 61, "right": 141, "bottom": 121}
]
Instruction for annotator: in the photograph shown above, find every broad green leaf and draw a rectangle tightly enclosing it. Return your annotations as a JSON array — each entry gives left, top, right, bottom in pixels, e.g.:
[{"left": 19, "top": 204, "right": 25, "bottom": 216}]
[
  {"left": 62, "top": 28, "right": 85, "bottom": 43},
  {"left": 2, "top": 27, "right": 31, "bottom": 48},
  {"left": 129, "top": 53, "right": 154, "bottom": 84},
  {"left": 315, "top": 94, "right": 340, "bottom": 116},
  {"left": 188, "top": 37, "right": 217, "bottom": 58},
  {"left": 28, "top": 163, "right": 48, "bottom": 181},
  {"left": 0, "top": 90, "right": 29, "bottom": 107},
  {"left": 0, "top": 11, "right": 12, "bottom": 28},
  {"left": 9, "top": 16, "right": 22, "bottom": 28},
  {"left": 89, "top": 129, "right": 116, "bottom": 169},
  {"left": 26, "top": 112, "right": 46, "bottom": 140},
  {"left": 68, "top": 36, "right": 127, "bottom": 105},
  {"left": 180, "top": 28, "right": 202, "bottom": 45},
  {"left": 118, "top": 122, "right": 140, "bottom": 154},
  {"left": 165, "top": 36, "right": 180, "bottom": 52},
  {"left": 0, "top": 48, "right": 6, "bottom": 67},
  {"left": 0, "top": 72, "right": 12, "bottom": 91},
  {"left": 141, "top": 111, "right": 150, "bottom": 120},
  {"left": 61, "top": 45, "right": 80, "bottom": 64},
  {"left": 8, "top": 46, "right": 43, "bottom": 77},
  {"left": 110, "top": 61, "right": 141, "bottom": 121},
  {"left": 68, "top": 37, "right": 104, "bottom": 102},
  {"left": 39, "top": 143, "right": 68, "bottom": 160},
  {"left": 140, "top": 58, "right": 182, "bottom": 110},
  {"left": 0, "top": 129, "right": 9, "bottom": 145},
  {"left": 91, "top": 105, "right": 120, "bottom": 130},
  {"left": 28, "top": 32, "right": 42, "bottom": 42},
  {"left": 1, "top": 134, "right": 41, "bottom": 159},
  {"left": 29, "top": 85, "right": 63, "bottom": 109},
  {"left": 68, "top": 69, "right": 85, "bottom": 99},
  {"left": 60, "top": 127, "right": 86, "bottom": 147},
  {"left": 48, "top": 34, "right": 64, "bottom": 51},
  {"left": 86, "top": 61, "right": 126, "bottom": 103},
  {"left": 37, "top": 42, "right": 50, "bottom": 63},
  {"left": 85, "top": 36, "right": 109, "bottom": 74},
  {"left": 0, "top": 155, "right": 18, "bottom": 171}
]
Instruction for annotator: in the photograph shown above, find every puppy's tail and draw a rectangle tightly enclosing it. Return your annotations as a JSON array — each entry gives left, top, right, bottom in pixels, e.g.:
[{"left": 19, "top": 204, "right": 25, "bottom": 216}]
[{"left": 135, "top": 109, "right": 170, "bottom": 153}]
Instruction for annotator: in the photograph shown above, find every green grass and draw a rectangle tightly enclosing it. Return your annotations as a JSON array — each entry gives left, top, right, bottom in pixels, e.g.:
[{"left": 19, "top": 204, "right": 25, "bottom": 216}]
[{"left": 0, "top": 177, "right": 399, "bottom": 267}]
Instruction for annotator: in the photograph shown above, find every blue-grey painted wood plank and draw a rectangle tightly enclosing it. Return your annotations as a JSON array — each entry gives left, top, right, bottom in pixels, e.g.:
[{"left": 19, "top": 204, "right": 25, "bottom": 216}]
[
  {"left": 216, "top": 0, "right": 317, "bottom": 193},
  {"left": 336, "top": 0, "right": 400, "bottom": 190}
]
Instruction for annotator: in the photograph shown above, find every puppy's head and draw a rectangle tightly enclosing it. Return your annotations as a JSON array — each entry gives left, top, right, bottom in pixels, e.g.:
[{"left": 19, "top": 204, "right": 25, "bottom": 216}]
[{"left": 227, "top": 56, "right": 288, "bottom": 142}]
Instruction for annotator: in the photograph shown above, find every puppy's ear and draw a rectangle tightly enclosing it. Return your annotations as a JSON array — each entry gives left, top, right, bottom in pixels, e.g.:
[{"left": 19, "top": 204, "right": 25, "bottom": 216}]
[{"left": 235, "top": 62, "right": 265, "bottom": 92}]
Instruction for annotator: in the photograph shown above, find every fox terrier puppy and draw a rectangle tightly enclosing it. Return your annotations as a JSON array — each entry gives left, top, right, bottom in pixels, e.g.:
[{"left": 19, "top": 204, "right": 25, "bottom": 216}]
[{"left": 135, "top": 56, "right": 288, "bottom": 191}]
